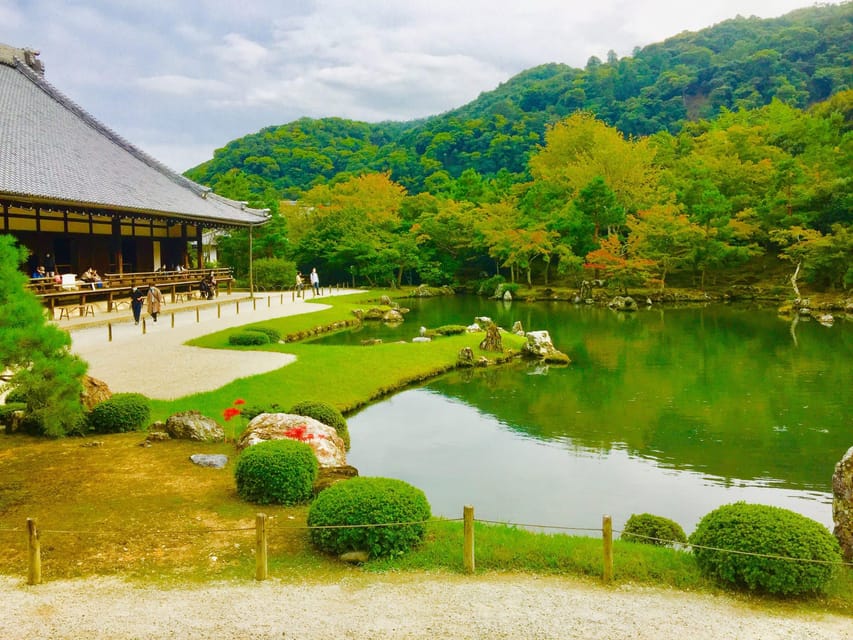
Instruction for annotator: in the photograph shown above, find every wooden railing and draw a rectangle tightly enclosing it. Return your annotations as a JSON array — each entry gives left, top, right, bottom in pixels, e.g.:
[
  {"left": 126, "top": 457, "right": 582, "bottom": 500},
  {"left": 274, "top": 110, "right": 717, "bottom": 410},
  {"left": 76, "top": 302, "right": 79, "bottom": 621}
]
[{"left": 29, "top": 268, "right": 234, "bottom": 319}]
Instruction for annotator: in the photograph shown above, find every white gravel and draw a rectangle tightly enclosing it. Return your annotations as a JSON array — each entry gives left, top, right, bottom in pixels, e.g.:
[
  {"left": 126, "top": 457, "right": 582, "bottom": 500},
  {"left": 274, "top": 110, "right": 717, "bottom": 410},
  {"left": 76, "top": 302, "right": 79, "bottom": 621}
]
[
  {"left": 68, "top": 291, "right": 353, "bottom": 399},
  {"left": 1, "top": 573, "right": 848, "bottom": 639}
]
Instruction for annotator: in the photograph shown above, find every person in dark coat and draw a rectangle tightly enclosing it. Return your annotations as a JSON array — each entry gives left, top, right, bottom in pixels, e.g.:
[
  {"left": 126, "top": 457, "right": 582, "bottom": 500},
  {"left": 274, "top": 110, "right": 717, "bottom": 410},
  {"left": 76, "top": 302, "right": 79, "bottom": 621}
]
[
  {"left": 130, "top": 286, "right": 145, "bottom": 324},
  {"left": 44, "top": 252, "right": 55, "bottom": 277}
]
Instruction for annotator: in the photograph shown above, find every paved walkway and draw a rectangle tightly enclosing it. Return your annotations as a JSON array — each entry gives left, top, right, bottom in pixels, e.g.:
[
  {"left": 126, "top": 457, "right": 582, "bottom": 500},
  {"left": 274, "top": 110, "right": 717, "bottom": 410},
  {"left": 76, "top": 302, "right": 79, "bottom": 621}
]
[{"left": 65, "top": 289, "right": 358, "bottom": 400}]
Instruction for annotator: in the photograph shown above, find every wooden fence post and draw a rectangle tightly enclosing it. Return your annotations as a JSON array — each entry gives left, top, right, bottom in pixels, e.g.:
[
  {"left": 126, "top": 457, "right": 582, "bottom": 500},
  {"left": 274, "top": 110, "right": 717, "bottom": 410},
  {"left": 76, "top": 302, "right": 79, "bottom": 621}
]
[
  {"left": 27, "top": 518, "right": 41, "bottom": 585},
  {"left": 195, "top": 307, "right": 200, "bottom": 323},
  {"left": 236, "top": 301, "right": 240, "bottom": 315},
  {"left": 463, "top": 505, "right": 475, "bottom": 574},
  {"left": 217, "top": 303, "right": 221, "bottom": 318},
  {"left": 280, "top": 293, "right": 283, "bottom": 305},
  {"left": 255, "top": 513, "right": 268, "bottom": 581},
  {"left": 142, "top": 318, "right": 146, "bottom": 334},
  {"left": 602, "top": 514, "right": 613, "bottom": 583},
  {"left": 171, "top": 312, "right": 175, "bottom": 328},
  {"left": 108, "top": 323, "right": 112, "bottom": 342},
  {"left": 253, "top": 298, "right": 257, "bottom": 311}
]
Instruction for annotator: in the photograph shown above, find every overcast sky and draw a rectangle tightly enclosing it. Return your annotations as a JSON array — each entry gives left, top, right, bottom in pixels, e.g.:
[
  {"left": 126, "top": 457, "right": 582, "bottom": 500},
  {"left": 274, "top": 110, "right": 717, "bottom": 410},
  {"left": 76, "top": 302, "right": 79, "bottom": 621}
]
[{"left": 0, "top": 1, "right": 834, "bottom": 173}]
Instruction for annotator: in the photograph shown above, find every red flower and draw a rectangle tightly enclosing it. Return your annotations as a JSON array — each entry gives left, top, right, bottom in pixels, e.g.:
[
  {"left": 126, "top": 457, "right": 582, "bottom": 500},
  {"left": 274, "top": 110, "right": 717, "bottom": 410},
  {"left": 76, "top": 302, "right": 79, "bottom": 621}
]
[
  {"left": 233, "top": 399, "right": 246, "bottom": 406},
  {"left": 223, "top": 407, "right": 241, "bottom": 421}
]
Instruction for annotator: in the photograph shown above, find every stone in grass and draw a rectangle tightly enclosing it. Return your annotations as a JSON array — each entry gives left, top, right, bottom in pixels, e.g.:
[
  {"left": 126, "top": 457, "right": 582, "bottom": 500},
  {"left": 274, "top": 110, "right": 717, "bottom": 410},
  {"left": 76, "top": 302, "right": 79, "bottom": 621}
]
[
  {"left": 238, "top": 413, "right": 346, "bottom": 468},
  {"left": 165, "top": 411, "right": 225, "bottom": 442},
  {"left": 190, "top": 454, "right": 229, "bottom": 469}
]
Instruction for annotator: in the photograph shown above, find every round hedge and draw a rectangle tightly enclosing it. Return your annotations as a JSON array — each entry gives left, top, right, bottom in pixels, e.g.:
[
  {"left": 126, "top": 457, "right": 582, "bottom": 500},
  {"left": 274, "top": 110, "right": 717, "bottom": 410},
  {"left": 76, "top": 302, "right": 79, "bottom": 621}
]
[
  {"left": 88, "top": 393, "right": 151, "bottom": 433},
  {"left": 290, "top": 400, "right": 350, "bottom": 449},
  {"left": 247, "top": 326, "right": 281, "bottom": 343},
  {"left": 689, "top": 502, "right": 841, "bottom": 595},
  {"left": 622, "top": 513, "right": 687, "bottom": 547},
  {"left": 434, "top": 324, "right": 467, "bottom": 336},
  {"left": 307, "top": 477, "right": 431, "bottom": 558},
  {"left": 228, "top": 331, "right": 269, "bottom": 346},
  {"left": 235, "top": 439, "right": 318, "bottom": 505}
]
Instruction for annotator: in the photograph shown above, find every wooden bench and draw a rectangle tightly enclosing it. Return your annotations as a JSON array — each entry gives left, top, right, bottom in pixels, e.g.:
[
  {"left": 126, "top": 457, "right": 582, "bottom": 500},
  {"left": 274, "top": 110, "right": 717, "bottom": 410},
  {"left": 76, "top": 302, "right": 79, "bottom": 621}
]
[{"left": 56, "top": 304, "right": 95, "bottom": 320}]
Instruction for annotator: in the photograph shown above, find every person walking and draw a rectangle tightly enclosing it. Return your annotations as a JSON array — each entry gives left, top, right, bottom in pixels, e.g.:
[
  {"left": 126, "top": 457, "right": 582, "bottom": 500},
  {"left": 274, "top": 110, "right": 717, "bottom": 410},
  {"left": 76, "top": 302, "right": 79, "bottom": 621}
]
[
  {"left": 130, "top": 286, "right": 145, "bottom": 324},
  {"left": 310, "top": 267, "right": 320, "bottom": 296},
  {"left": 146, "top": 282, "right": 164, "bottom": 322},
  {"left": 295, "top": 272, "right": 304, "bottom": 298}
]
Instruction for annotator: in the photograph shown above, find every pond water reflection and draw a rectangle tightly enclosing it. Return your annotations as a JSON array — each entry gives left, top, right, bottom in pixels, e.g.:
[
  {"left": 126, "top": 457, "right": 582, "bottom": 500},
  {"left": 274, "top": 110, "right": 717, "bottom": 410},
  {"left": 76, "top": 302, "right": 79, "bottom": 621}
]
[{"left": 327, "top": 297, "right": 851, "bottom": 533}]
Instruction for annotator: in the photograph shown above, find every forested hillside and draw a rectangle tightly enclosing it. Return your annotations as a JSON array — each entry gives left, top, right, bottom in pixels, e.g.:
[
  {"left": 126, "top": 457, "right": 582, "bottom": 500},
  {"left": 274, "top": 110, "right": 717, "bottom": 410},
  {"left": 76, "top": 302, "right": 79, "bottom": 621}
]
[
  {"left": 189, "top": 4, "right": 851, "bottom": 296},
  {"left": 186, "top": 3, "right": 851, "bottom": 201}
]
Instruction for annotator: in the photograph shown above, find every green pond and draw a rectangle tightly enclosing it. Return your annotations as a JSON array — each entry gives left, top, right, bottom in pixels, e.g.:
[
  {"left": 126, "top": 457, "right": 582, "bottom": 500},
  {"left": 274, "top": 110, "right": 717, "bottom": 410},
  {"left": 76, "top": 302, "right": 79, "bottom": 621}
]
[{"left": 315, "top": 297, "right": 852, "bottom": 534}]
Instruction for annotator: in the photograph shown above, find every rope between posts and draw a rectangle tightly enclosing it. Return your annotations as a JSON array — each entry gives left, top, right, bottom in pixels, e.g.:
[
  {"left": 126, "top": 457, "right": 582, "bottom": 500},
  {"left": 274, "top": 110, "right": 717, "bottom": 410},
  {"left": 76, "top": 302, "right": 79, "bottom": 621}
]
[
  {"left": 38, "top": 526, "right": 255, "bottom": 536},
  {"left": 15, "top": 517, "right": 853, "bottom": 569},
  {"left": 617, "top": 530, "right": 853, "bottom": 567},
  {"left": 476, "top": 518, "right": 601, "bottom": 533}
]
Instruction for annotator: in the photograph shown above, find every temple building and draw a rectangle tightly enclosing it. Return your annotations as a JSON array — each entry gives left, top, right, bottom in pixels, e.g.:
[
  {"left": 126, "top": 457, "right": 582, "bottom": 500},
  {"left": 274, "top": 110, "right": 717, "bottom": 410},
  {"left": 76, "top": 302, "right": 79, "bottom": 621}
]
[{"left": 0, "top": 43, "right": 268, "bottom": 277}]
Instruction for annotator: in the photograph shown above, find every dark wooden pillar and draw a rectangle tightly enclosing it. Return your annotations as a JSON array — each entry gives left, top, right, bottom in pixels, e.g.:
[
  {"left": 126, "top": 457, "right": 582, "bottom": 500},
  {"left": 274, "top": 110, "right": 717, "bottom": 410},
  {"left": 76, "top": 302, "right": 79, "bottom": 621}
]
[
  {"left": 195, "top": 225, "right": 203, "bottom": 270},
  {"left": 111, "top": 216, "right": 123, "bottom": 275}
]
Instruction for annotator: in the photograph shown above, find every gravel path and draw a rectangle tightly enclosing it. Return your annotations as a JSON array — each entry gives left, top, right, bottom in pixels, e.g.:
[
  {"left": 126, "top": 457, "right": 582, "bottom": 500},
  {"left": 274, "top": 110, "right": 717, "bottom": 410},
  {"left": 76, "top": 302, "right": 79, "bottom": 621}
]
[
  {"left": 1, "top": 573, "right": 848, "bottom": 639},
  {"left": 68, "top": 291, "right": 355, "bottom": 399}
]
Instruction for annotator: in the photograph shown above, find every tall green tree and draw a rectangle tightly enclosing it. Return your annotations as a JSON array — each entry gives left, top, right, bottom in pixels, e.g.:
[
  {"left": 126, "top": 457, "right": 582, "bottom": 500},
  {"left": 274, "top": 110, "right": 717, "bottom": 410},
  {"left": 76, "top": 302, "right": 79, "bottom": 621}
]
[{"left": 0, "top": 235, "right": 87, "bottom": 437}]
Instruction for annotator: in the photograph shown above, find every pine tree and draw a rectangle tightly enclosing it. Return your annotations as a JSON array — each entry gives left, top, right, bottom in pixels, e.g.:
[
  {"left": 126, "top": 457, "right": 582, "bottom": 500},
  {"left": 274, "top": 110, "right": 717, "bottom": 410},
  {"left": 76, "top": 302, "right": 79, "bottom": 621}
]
[{"left": 0, "top": 235, "right": 87, "bottom": 436}]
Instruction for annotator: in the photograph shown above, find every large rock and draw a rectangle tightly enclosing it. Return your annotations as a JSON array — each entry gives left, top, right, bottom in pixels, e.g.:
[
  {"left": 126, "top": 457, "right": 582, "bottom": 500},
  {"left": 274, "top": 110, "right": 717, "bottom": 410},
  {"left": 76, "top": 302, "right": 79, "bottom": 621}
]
[
  {"left": 382, "top": 308, "right": 405, "bottom": 323},
  {"left": 479, "top": 323, "right": 503, "bottom": 352},
  {"left": 608, "top": 296, "right": 638, "bottom": 312},
  {"left": 521, "top": 331, "right": 571, "bottom": 364},
  {"left": 81, "top": 376, "right": 111, "bottom": 411},
  {"left": 237, "top": 413, "right": 346, "bottom": 468},
  {"left": 457, "top": 346, "right": 475, "bottom": 367},
  {"left": 314, "top": 464, "right": 359, "bottom": 495},
  {"left": 165, "top": 411, "right": 225, "bottom": 442},
  {"left": 833, "top": 445, "right": 853, "bottom": 561}
]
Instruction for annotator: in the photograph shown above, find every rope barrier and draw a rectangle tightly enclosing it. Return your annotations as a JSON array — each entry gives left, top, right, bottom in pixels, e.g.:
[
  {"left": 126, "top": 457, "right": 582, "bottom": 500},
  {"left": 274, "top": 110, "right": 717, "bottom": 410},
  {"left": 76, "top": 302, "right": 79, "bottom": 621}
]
[
  {"left": 616, "top": 530, "right": 853, "bottom": 567},
  {"left": 38, "top": 526, "right": 255, "bottom": 536},
  {"left": 475, "top": 518, "right": 601, "bottom": 533},
  {"left": 12, "top": 515, "right": 852, "bottom": 570}
]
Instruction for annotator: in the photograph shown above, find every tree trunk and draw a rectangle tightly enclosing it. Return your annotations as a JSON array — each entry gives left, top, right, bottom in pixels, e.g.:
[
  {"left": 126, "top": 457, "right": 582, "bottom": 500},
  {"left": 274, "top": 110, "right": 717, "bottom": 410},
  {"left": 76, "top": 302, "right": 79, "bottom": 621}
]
[{"left": 790, "top": 261, "right": 802, "bottom": 300}]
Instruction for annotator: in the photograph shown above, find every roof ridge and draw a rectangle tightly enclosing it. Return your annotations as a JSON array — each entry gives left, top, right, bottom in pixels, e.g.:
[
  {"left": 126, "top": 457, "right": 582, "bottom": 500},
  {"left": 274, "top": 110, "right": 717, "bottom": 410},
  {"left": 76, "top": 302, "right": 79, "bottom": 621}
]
[{"left": 12, "top": 58, "right": 214, "bottom": 197}]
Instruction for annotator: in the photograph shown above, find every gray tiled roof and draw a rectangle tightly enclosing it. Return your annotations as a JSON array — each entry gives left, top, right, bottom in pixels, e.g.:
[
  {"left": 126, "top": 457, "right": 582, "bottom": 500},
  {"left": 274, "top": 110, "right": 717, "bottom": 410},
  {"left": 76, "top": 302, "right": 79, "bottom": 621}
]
[{"left": 0, "top": 54, "right": 268, "bottom": 227}]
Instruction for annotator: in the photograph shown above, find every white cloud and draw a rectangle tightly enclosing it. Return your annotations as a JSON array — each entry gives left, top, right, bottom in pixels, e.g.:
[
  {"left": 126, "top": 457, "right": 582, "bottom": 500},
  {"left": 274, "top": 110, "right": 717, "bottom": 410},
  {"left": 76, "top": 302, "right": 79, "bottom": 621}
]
[
  {"left": 136, "top": 74, "right": 229, "bottom": 96},
  {"left": 3, "top": 0, "right": 839, "bottom": 171}
]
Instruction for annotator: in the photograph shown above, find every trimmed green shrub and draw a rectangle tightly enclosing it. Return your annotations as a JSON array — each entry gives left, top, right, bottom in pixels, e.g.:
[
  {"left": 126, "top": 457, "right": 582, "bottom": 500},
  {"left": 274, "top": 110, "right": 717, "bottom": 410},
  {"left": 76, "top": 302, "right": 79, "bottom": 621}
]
[
  {"left": 689, "top": 502, "right": 842, "bottom": 595},
  {"left": 434, "top": 324, "right": 467, "bottom": 336},
  {"left": 88, "top": 393, "right": 151, "bottom": 433},
  {"left": 235, "top": 439, "right": 318, "bottom": 505},
  {"left": 307, "top": 477, "right": 431, "bottom": 558},
  {"left": 290, "top": 400, "right": 350, "bottom": 449},
  {"left": 622, "top": 513, "right": 687, "bottom": 547},
  {"left": 247, "top": 326, "right": 281, "bottom": 343},
  {"left": 228, "top": 331, "right": 269, "bottom": 346}
]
